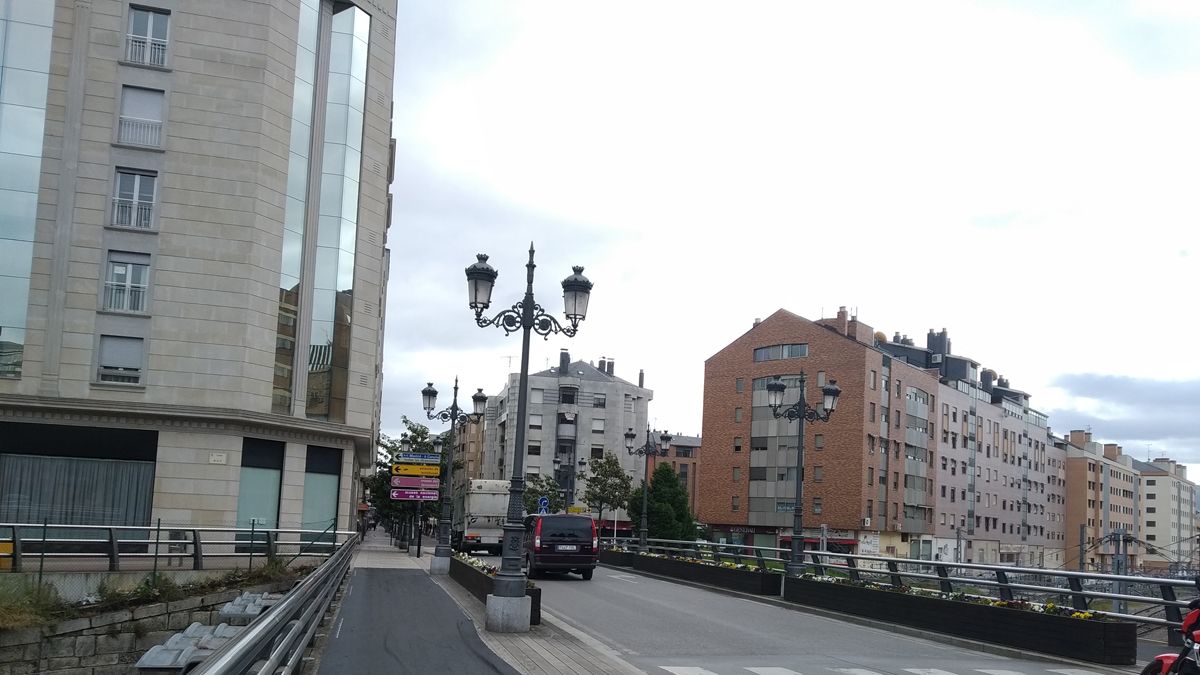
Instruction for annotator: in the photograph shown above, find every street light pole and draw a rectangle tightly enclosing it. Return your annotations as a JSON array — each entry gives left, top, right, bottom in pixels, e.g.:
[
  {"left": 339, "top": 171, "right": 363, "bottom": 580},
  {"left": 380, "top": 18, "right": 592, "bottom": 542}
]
[
  {"left": 421, "top": 378, "right": 487, "bottom": 575},
  {"left": 466, "top": 244, "right": 592, "bottom": 632},
  {"left": 624, "top": 427, "right": 671, "bottom": 551},
  {"left": 765, "top": 372, "right": 841, "bottom": 577}
]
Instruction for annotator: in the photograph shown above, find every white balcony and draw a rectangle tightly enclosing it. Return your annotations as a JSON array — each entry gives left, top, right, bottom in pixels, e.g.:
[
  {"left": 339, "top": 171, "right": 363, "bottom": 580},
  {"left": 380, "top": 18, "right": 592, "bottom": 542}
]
[
  {"left": 118, "top": 116, "right": 162, "bottom": 147},
  {"left": 126, "top": 34, "right": 167, "bottom": 67},
  {"left": 103, "top": 282, "right": 147, "bottom": 312},
  {"left": 111, "top": 198, "right": 154, "bottom": 229}
]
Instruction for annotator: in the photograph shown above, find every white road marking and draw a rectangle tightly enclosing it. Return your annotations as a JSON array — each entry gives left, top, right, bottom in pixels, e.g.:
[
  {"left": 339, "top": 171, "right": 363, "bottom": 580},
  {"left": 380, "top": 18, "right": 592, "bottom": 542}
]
[
  {"left": 1049, "top": 670, "right": 1106, "bottom": 675},
  {"left": 346, "top": 584, "right": 353, "bottom": 598},
  {"left": 977, "top": 670, "right": 1025, "bottom": 675},
  {"left": 833, "top": 669, "right": 886, "bottom": 675},
  {"left": 905, "top": 669, "right": 960, "bottom": 675},
  {"left": 746, "top": 668, "right": 804, "bottom": 675},
  {"left": 607, "top": 574, "right": 641, "bottom": 583},
  {"left": 335, "top": 618, "right": 344, "bottom": 638},
  {"left": 658, "top": 668, "right": 721, "bottom": 675}
]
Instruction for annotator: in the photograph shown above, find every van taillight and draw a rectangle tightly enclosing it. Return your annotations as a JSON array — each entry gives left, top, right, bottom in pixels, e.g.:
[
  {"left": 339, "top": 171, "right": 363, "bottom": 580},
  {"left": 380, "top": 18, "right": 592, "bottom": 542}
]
[
  {"left": 591, "top": 519, "right": 598, "bottom": 550},
  {"left": 534, "top": 518, "right": 543, "bottom": 551}
]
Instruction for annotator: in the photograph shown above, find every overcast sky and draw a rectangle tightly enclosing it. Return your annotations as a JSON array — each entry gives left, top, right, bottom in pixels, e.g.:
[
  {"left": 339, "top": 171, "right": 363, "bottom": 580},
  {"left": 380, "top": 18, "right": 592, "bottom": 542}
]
[{"left": 382, "top": 1, "right": 1200, "bottom": 472}]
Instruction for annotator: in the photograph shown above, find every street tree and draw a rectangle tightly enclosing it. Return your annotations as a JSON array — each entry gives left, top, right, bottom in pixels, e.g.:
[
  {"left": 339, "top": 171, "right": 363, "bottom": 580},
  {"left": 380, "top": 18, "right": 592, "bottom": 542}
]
[
  {"left": 582, "top": 453, "right": 631, "bottom": 526},
  {"left": 627, "top": 463, "right": 695, "bottom": 541},
  {"left": 522, "top": 474, "right": 566, "bottom": 514}
]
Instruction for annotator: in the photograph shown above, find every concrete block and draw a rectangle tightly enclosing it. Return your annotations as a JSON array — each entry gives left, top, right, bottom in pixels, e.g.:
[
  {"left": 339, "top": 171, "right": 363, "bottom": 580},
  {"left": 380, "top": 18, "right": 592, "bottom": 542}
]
[
  {"left": 45, "top": 636, "right": 76, "bottom": 658},
  {"left": 135, "top": 629, "right": 177, "bottom": 651},
  {"left": 190, "top": 610, "right": 215, "bottom": 624},
  {"left": 94, "top": 633, "right": 134, "bottom": 654},
  {"left": 168, "top": 612, "right": 194, "bottom": 630},
  {"left": 90, "top": 609, "right": 132, "bottom": 628},
  {"left": 167, "top": 596, "right": 203, "bottom": 613},
  {"left": 484, "top": 594, "right": 531, "bottom": 633},
  {"left": 48, "top": 617, "right": 91, "bottom": 635},
  {"left": 73, "top": 635, "right": 96, "bottom": 657},
  {"left": 134, "top": 614, "right": 169, "bottom": 633},
  {"left": 133, "top": 602, "right": 168, "bottom": 619},
  {"left": 80, "top": 652, "right": 120, "bottom": 667},
  {"left": 0, "top": 662, "right": 35, "bottom": 675},
  {"left": 45, "top": 656, "right": 80, "bottom": 670},
  {"left": 0, "top": 629, "right": 40, "bottom": 647},
  {"left": 429, "top": 556, "right": 450, "bottom": 575},
  {"left": 0, "top": 645, "right": 24, "bottom": 662}
]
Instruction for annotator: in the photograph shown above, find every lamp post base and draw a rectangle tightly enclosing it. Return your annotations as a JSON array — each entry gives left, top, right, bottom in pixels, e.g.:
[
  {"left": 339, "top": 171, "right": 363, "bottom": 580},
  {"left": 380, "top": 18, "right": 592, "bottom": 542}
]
[
  {"left": 429, "top": 556, "right": 450, "bottom": 575},
  {"left": 485, "top": 594, "right": 531, "bottom": 633}
]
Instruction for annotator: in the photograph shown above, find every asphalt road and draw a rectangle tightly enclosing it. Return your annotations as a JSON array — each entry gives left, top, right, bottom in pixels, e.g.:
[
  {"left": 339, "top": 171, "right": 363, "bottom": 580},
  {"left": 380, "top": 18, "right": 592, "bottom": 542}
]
[
  {"left": 477, "top": 555, "right": 1131, "bottom": 675},
  {"left": 316, "top": 567, "right": 519, "bottom": 675}
]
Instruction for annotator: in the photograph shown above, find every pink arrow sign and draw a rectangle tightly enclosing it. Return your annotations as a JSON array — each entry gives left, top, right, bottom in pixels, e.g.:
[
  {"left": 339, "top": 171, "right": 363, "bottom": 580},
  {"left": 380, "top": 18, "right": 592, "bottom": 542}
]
[
  {"left": 391, "top": 476, "right": 440, "bottom": 489},
  {"left": 390, "top": 489, "right": 439, "bottom": 501}
]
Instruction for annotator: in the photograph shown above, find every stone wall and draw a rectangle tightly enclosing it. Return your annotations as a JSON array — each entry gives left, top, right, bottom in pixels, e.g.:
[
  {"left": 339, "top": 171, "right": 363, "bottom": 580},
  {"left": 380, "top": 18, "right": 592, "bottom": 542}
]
[{"left": 0, "top": 582, "right": 289, "bottom": 675}]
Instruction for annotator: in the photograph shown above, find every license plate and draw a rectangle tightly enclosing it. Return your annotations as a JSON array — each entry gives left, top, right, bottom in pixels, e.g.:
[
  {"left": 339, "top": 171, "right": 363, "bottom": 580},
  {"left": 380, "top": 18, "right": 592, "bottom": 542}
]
[{"left": 556, "top": 544, "right": 578, "bottom": 552}]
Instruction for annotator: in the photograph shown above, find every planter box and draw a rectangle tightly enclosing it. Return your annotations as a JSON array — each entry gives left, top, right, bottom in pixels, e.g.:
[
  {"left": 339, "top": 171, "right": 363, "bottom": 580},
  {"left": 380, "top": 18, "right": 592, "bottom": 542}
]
[
  {"left": 599, "top": 550, "right": 635, "bottom": 567},
  {"left": 448, "top": 557, "right": 540, "bottom": 625},
  {"left": 783, "top": 577, "right": 1135, "bottom": 665},
  {"left": 631, "top": 555, "right": 782, "bottom": 595}
]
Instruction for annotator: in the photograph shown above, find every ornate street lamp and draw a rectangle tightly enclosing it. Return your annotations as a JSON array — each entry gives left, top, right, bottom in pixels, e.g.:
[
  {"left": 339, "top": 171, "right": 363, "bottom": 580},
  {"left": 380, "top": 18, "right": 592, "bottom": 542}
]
[
  {"left": 420, "top": 378, "right": 486, "bottom": 575},
  {"left": 625, "top": 427, "right": 672, "bottom": 551},
  {"left": 466, "top": 244, "right": 592, "bottom": 632},
  {"left": 766, "top": 372, "right": 841, "bottom": 577}
]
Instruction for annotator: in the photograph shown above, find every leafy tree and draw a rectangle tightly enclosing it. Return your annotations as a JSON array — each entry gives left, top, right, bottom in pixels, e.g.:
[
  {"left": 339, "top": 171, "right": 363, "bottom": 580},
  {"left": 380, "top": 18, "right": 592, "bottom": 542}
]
[
  {"left": 582, "top": 453, "right": 631, "bottom": 525},
  {"left": 627, "top": 463, "right": 695, "bottom": 541},
  {"left": 522, "top": 474, "right": 565, "bottom": 514}
]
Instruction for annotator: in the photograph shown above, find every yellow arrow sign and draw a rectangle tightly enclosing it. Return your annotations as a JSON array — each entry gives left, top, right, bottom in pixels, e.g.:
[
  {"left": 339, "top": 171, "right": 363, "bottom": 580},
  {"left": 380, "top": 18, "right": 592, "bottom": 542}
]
[{"left": 391, "top": 463, "right": 440, "bottom": 477}]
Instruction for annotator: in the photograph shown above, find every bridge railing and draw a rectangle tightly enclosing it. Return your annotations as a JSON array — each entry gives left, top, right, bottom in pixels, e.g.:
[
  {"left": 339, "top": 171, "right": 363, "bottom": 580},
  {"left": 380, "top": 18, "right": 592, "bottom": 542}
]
[{"left": 605, "top": 536, "right": 1200, "bottom": 643}]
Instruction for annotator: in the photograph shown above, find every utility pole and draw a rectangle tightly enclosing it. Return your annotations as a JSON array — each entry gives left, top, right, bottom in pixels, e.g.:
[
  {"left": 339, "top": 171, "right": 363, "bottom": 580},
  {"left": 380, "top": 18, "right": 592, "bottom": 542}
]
[
  {"left": 819, "top": 524, "right": 828, "bottom": 554},
  {"left": 1078, "top": 524, "right": 1086, "bottom": 571},
  {"left": 1114, "top": 530, "right": 1128, "bottom": 615},
  {"left": 955, "top": 527, "right": 962, "bottom": 563}
]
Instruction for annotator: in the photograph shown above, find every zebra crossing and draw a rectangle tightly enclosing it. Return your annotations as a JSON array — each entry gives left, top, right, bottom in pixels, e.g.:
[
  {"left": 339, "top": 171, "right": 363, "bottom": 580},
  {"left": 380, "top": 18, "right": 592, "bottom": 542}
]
[{"left": 655, "top": 667, "right": 1112, "bottom": 675}]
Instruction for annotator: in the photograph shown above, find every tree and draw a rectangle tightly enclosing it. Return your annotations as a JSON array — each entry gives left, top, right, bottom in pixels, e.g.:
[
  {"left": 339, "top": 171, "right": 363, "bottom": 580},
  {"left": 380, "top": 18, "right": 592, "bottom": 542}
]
[
  {"left": 627, "top": 463, "right": 695, "bottom": 541},
  {"left": 582, "top": 453, "right": 632, "bottom": 525},
  {"left": 523, "top": 474, "right": 566, "bottom": 514}
]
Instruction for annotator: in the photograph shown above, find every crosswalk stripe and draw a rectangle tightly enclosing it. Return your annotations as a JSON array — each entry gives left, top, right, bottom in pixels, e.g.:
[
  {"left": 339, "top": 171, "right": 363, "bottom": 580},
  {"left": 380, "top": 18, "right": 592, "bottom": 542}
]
[
  {"left": 977, "top": 670, "right": 1025, "bottom": 675},
  {"left": 745, "top": 668, "right": 803, "bottom": 675},
  {"left": 833, "top": 669, "right": 886, "bottom": 675},
  {"left": 905, "top": 669, "right": 960, "bottom": 675},
  {"left": 1048, "top": 670, "right": 1106, "bottom": 675},
  {"left": 658, "top": 668, "right": 721, "bottom": 675}
]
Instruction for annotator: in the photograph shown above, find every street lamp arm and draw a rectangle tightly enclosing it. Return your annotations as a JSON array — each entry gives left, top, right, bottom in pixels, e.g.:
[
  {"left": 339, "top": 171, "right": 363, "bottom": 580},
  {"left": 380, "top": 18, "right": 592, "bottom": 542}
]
[
  {"left": 474, "top": 300, "right": 579, "bottom": 338},
  {"left": 772, "top": 402, "right": 834, "bottom": 424},
  {"left": 426, "top": 407, "right": 482, "bottom": 426}
]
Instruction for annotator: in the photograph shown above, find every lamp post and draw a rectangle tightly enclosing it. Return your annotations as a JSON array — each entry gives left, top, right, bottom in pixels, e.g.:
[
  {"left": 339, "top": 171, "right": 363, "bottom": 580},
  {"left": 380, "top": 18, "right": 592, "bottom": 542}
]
[
  {"left": 420, "top": 378, "right": 487, "bottom": 575},
  {"left": 765, "top": 372, "right": 841, "bottom": 577},
  {"left": 466, "top": 244, "right": 592, "bottom": 632},
  {"left": 624, "top": 427, "right": 672, "bottom": 551}
]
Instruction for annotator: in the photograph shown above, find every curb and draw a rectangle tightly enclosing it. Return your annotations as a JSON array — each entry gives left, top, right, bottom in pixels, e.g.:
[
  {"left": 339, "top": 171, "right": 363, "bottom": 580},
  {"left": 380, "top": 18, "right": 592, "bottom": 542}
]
[{"left": 598, "top": 563, "right": 1140, "bottom": 675}]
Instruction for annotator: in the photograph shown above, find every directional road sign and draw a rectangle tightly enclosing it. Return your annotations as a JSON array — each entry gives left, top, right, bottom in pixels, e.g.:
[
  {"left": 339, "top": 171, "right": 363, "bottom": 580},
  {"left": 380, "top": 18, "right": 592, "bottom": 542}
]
[
  {"left": 390, "top": 489, "right": 439, "bottom": 501},
  {"left": 391, "top": 463, "right": 440, "bottom": 477},
  {"left": 395, "top": 452, "right": 441, "bottom": 464},
  {"left": 391, "top": 476, "right": 440, "bottom": 489}
]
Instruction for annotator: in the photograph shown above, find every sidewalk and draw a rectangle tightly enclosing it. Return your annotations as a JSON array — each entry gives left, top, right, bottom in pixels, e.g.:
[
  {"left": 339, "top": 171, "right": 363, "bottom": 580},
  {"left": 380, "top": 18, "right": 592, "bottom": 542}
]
[{"left": 316, "top": 529, "right": 640, "bottom": 675}]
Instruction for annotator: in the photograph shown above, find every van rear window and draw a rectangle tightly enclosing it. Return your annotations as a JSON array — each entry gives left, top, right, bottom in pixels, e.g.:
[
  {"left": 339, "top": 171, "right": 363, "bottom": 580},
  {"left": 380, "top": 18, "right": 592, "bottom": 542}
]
[{"left": 540, "top": 516, "right": 592, "bottom": 539}]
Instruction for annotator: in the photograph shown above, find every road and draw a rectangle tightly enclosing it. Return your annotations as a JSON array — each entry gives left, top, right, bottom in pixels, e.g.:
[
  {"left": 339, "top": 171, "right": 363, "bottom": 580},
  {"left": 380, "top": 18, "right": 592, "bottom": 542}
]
[{"left": 478, "top": 555, "right": 1129, "bottom": 675}]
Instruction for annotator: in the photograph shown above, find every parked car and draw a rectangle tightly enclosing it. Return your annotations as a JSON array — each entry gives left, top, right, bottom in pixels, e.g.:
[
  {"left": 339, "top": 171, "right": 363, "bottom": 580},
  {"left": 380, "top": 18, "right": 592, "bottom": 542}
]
[{"left": 522, "top": 513, "right": 598, "bottom": 580}]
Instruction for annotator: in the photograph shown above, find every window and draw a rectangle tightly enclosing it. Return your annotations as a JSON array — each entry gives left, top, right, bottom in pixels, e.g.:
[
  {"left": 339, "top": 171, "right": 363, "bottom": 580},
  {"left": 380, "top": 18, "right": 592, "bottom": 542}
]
[
  {"left": 591, "top": 419, "right": 604, "bottom": 434},
  {"left": 118, "top": 86, "right": 164, "bottom": 147},
  {"left": 1147, "top": 534, "right": 1157, "bottom": 541},
  {"left": 1148, "top": 493, "right": 1156, "bottom": 500},
  {"left": 734, "top": 407, "right": 743, "bottom": 423},
  {"left": 112, "top": 170, "right": 156, "bottom": 228},
  {"left": 559, "top": 387, "right": 576, "bottom": 404},
  {"left": 813, "top": 466, "right": 824, "bottom": 482},
  {"left": 735, "top": 377, "right": 744, "bottom": 393},
  {"left": 869, "top": 402, "right": 876, "bottom": 422},
  {"left": 812, "top": 497, "right": 823, "bottom": 514},
  {"left": 1147, "top": 479, "right": 1156, "bottom": 486},
  {"left": 675, "top": 446, "right": 692, "bottom": 458},
  {"left": 732, "top": 467, "right": 741, "bottom": 481},
  {"left": 530, "top": 388, "right": 543, "bottom": 404},
  {"left": 529, "top": 414, "right": 542, "bottom": 430},
  {"left": 527, "top": 445, "right": 541, "bottom": 456},
  {"left": 103, "top": 252, "right": 150, "bottom": 312},
  {"left": 1147, "top": 520, "right": 1157, "bottom": 527},
  {"left": 749, "top": 467, "right": 767, "bottom": 481},
  {"left": 867, "top": 467, "right": 874, "bottom": 485},
  {"left": 126, "top": 7, "right": 169, "bottom": 66},
  {"left": 753, "top": 343, "right": 807, "bottom": 361},
  {"left": 870, "top": 370, "right": 877, "bottom": 389},
  {"left": 97, "top": 335, "right": 144, "bottom": 384},
  {"left": 894, "top": 410, "right": 900, "bottom": 428},
  {"left": 592, "top": 393, "right": 606, "bottom": 408},
  {"left": 814, "top": 434, "right": 824, "bottom": 450},
  {"left": 733, "top": 436, "right": 743, "bottom": 452},
  {"left": 1148, "top": 507, "right": 1157, "bottom": 514},
  {"left": 731, "top": 495, "right": 740, "bottom": 511}
]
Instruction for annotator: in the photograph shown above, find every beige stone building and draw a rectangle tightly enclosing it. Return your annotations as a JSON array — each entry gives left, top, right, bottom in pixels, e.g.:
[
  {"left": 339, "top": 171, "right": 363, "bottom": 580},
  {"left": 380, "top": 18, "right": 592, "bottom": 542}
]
[
  {"left": 1135, "top": 457, "right": 1196, "bottom": 573},
  {"left": 1059, "top": 431, "right": 1141, "bottom": 572},
  {"left": 0, "top": 0, "right": 396, "bottom": 541}
]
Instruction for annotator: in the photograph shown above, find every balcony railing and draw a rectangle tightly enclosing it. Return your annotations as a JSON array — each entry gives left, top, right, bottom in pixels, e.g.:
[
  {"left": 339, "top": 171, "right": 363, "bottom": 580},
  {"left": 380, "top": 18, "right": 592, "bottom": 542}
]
[
  {"left": 103, "top": 282, "right": 147, "bottom": 312},
  {"left": 125, "top": 34, "right": 168, "bottom": 67},
  {"left": 97, "top": 365, "right": 141, "bottom": 384},
  {"left": 111, "top": 197, "right": 154, "bottom": 228},
  {"left": 118, "top": 116, "right": 163, "bottom": 147}
]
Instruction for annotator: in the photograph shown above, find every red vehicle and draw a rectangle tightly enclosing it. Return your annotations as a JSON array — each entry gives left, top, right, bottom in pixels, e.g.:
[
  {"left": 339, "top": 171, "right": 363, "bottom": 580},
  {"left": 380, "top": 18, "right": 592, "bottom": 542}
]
[
  {"left": 522, "top": 514, "right": 598, "bottom": 580},
  {"left": 1143, "top": 599, "right": 1200, "bottom": 675}
]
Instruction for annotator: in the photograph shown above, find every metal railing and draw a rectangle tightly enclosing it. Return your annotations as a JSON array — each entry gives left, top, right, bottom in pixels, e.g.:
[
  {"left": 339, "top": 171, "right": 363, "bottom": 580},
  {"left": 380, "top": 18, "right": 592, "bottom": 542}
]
[
  {"left": 610, "top": 537, "right": 1200, "bottom": 643},
  {"left": 0, "top": 522, "right": 356, "bottom": 573},
  {"left": 190, "top": 533, "right": 356, "bottom": 674},
  {"left": 125, "top": 34, "right": 167, "bottom": 67},
  {"left": 117, "top": 116, "right": 163, "bottom": 147},
  {"left": 111, "top": 197, "right": 154, "bottom": 228}
]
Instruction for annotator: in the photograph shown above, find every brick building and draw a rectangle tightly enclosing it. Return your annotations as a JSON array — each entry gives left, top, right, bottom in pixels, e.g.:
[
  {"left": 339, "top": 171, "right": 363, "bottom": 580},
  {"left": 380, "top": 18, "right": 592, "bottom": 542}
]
[
  {"left": 1059, "top": 430, "right": 1141, "bottom": 571},
  {"left": 649, "top": 431, "right": 702, "bottom": 514}
]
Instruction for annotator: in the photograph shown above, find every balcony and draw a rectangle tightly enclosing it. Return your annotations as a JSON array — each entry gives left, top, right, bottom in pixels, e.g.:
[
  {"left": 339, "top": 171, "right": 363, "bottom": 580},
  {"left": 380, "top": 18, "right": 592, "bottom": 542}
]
[
  {"left": 103, "top": 282, "right": 147, "bottom": 312},
  {"left": 111, "top": 198, "right": 154, "bottom": 229},
  {"left": 118, "top": 116, "right": 163, "bottom": 147},
  {"left": 125, "top": 34, "right": 167, "bottom": 67}
]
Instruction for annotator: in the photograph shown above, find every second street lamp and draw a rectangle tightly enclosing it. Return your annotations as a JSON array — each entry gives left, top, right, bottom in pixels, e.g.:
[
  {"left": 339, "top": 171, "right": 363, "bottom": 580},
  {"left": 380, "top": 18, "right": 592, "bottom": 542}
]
[
  {"left": 766, "top": 372, "right": 841, "bottom": 577},
  {"left": 420, "top": 377, "right": 486, "bottom": 575},
  {"left": 625, "top": 427, "right": 672, "bottom": 551}
]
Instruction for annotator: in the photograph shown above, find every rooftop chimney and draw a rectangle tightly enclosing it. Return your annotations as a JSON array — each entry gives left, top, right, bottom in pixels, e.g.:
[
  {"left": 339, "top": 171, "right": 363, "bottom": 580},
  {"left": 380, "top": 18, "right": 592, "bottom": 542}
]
[
  {"left": 753, "top": 318, "right": 761, "bottom": 327},
  {"left": 638, "top": 369, "right": 644, "bottom": 387},
  {"left": 559, "top": 349, "right": 570, "bottom": 373},
  {"left": 606, "top": 359, "right": 614, "bottom": 376},
  {"left": 598, "top": 357, "right": 607, "bottom": 373}
]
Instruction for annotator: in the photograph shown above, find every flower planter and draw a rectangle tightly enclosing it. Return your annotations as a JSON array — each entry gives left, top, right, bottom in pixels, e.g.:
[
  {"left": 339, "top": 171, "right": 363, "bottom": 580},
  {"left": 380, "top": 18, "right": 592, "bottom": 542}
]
[
  {"left": 599, "top": 550, "right": 635, "bottom": 567},
  {"left": 448, "top": 557, "right": 540, "bottom": 625},
  {"left": 783, "top": 577, "right": 1135, "bottom": 665},
  {"left": 631, "top": 554, "right": 782, "bottom": 595}
]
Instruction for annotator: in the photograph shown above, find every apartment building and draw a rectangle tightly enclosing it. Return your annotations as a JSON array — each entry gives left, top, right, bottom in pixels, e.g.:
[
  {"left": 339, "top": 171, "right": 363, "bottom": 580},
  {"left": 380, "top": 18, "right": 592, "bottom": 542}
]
[
  {"left": 1059, "top": 431, "right": 1140, "bottom": 571},
  {"left": 877, "top": 331, "right": 1066, "bottom": 566},
  {"left": 648, "top": 432, "right": 702, "bottom": 514},
  {"left": 697, "top": 308, "right": 939, "bottom": 555},
  {"left": 483, "top": 351, "right": 653, "bottom": 526},
  {"left": 1134, "top": 457, "right": 1196, "bottom": 572},
  {"left": 450, "top": 416, "right": 487, "bottom": 495},
  {"left": 0, "top": 1, "right": 396, "bottom": 538}
]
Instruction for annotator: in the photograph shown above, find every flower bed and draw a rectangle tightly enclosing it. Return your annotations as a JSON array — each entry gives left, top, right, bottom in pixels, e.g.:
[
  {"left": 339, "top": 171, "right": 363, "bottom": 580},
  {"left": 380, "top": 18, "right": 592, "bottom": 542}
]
[
  {"left": 631, "top": 553, "right": 781, "bottom": 595},
  {"left": 599, "top": 549, "right": 635, "bottom": 567},
  {"left": 783, "top": 576, "right": 1135, "bottom": 665},
  {"left": 449, "top": 554, "right": 540, "bottom": 625}
]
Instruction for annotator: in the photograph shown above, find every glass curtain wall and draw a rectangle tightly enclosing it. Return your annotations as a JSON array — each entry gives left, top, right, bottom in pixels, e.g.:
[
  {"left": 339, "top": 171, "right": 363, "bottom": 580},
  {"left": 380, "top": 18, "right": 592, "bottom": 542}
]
[
  {"left": 0, "top": 1, "right": 54, "bottom": 378},
  {"left": 272, "top": 0, "right": 322, "bottom": 413},
  {"left": 306, "top": 6, "right": 369, "bottom": 421}
]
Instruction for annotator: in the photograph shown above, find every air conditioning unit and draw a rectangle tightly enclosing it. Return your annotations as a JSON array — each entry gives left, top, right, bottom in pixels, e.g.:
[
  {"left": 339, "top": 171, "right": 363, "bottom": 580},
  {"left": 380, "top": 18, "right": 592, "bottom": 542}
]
[{"left": 861, "top": 517, "right": 871, "bottom": 527}]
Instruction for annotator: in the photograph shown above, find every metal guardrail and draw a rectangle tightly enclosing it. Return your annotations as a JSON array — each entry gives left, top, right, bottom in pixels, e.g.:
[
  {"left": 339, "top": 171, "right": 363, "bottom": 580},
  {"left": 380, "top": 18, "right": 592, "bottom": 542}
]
[
  {"left": 189, "top": 535, "right": 357, "bottom": 674},
  {"left": 609, "top": 537, "right": 1200, "bottom": 643},
  {"left": 0, "top": 522, "right": 356, "bottom": 573}
]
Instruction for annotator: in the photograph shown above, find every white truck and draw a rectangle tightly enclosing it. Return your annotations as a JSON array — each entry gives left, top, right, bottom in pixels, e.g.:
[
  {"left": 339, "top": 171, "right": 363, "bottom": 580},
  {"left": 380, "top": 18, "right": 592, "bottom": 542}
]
[{"left": 452, "top": 479, "right": 510, "bottom": 555}]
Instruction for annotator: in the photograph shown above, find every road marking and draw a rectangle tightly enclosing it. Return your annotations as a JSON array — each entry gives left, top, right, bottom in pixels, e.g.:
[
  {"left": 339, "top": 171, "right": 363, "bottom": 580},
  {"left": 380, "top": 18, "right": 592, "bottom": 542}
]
[
  {"left": 833, "top": 669, "right": 885, "bottom": 675},
  {"left": 977, "top": 670, "right": 1025, "bottom": 675},
  {"left": 658, "top": 668, "right": 721, "bottom": 675},
  {"left": 335, "top": 618, "right": 343, "bottom": 639},
  {"left": 746, "top": 668, "right": 804, "bottom": 675},
  {"left": 607, "top": 573, "right": 641, "bottom": 583},
  {"left": 905, "top": 670, "right": 960, "bottom": 675},
  {"left": 346, "top": 584, "right": 353, "bottom": 598},
  {"left": 1049, "top": 670, "right": 1107, "bottom": 675}
]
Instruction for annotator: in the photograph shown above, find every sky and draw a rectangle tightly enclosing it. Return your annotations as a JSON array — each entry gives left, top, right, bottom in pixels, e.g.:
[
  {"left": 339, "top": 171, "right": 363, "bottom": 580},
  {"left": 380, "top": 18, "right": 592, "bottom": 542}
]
[{"left": 382, "top": 1, "right": 1200, "bottom": 471}]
